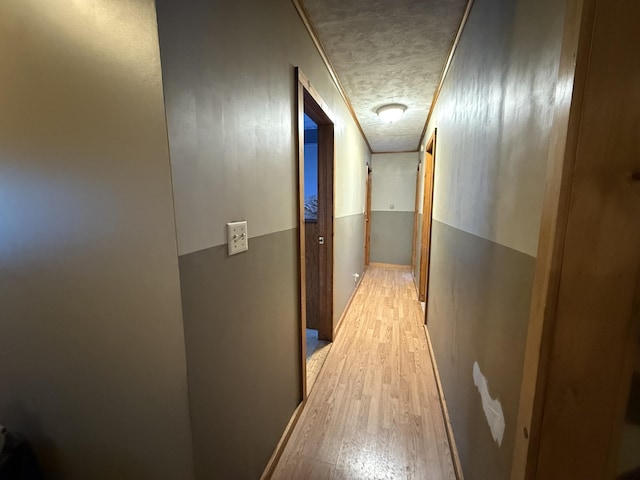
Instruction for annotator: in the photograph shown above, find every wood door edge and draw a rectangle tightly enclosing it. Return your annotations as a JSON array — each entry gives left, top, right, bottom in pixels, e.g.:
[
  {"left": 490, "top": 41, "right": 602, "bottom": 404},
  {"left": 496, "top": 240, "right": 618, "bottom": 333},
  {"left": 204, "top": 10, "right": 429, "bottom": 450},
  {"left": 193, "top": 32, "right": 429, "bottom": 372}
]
[{"left": 419, "top": 130, "right": 437, "bottom": 305}]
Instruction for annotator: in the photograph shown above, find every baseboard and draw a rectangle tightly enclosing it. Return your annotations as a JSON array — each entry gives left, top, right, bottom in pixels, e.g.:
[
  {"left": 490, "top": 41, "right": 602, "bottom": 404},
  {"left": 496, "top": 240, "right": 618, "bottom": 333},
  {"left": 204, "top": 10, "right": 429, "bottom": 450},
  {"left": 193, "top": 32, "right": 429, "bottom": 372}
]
[
  {"left": 369, "top": 262, "right": 411, "bottom": 269},
  {"left": 260, "top": 401, "right": 305, "bottom": 480},
  {"left": 423, "top": 325, "right": 465, "bottom": 480}
]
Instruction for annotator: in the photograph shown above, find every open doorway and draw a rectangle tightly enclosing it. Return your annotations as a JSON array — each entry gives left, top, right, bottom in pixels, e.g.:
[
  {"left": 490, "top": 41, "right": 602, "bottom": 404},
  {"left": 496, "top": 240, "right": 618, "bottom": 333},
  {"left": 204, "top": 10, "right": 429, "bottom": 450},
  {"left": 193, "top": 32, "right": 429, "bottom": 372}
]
[
  {"left": 296, "top": 68, "right": 335, "bottom": 397},
  {"left": 302, "top": 113, "right": 331, "bottom": 393}
]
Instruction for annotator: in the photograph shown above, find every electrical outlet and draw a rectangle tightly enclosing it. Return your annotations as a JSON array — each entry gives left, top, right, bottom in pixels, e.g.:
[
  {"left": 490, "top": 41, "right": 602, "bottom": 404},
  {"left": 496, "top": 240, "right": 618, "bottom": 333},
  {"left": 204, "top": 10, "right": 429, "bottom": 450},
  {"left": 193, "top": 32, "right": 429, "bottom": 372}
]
[{"left": 226, "top": 221, "right": 248, "bottom": 256}]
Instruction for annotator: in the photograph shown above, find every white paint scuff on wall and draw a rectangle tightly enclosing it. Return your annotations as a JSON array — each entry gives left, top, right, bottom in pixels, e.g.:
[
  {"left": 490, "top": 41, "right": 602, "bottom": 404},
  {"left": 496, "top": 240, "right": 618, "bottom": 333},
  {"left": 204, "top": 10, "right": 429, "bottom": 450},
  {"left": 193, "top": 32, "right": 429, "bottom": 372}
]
[{"left": 473, "top": 361, "right": 505, "bottom": 446}]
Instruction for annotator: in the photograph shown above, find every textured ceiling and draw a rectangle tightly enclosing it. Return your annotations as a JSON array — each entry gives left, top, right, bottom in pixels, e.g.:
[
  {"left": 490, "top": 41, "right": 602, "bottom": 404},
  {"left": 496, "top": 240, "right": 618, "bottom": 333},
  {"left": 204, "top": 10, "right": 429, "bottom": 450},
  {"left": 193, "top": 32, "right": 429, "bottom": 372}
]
[{"left": 301, "top": 0, "right": 468, "bottom": 153}]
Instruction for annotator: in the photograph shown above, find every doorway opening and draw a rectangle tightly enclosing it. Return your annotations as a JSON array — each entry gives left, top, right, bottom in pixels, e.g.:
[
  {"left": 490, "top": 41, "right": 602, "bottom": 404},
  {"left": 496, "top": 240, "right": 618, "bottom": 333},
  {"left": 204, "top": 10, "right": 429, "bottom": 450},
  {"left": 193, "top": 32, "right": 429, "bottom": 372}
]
[
  {"left": 302, "top": 112, "right": 331, "bottom": 393},
  {"left": 296, "top": 69, "right": 335, "bottom": 398},
  {"left": 418, "top": 129, "right": 437, "bottom": 313}
]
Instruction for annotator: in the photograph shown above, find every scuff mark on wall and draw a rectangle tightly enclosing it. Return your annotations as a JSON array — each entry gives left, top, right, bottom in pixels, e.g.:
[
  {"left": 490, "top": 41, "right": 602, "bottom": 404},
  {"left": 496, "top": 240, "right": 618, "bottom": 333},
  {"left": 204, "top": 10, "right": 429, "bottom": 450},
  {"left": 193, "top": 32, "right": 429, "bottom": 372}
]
[{"left": 473, "top": 361, "right": 506, "bottom": 446}]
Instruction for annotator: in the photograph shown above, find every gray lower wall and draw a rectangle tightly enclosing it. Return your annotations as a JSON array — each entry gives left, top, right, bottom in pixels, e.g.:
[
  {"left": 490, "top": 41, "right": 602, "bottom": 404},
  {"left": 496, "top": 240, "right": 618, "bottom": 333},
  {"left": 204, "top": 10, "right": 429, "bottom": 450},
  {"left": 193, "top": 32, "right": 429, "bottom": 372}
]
[
  {"left": 370, "top": 211, "right": 414, "bottom": 265},
  {"left": 0, "top": 2, "right": 195, "bottom": 479},
  {"left": 427, "top": 221, "right": 535, "bottom": 480},
  {"left": 178, "top": 216, "right": 364, "bottom": 479},
  {"left": 334, "top": 214, "right": 365, "bottom": 327},
  {"left": 178, "top": 229, "right": 301, "bottom": 480}
]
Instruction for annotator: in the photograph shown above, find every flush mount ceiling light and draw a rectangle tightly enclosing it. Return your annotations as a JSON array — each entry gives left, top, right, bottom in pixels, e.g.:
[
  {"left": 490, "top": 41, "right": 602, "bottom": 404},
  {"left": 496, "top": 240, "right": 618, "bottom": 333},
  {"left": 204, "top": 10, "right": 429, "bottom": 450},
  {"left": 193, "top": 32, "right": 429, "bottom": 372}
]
[{"left": 376, "top": 103, "right": 407, "bottom": 122}]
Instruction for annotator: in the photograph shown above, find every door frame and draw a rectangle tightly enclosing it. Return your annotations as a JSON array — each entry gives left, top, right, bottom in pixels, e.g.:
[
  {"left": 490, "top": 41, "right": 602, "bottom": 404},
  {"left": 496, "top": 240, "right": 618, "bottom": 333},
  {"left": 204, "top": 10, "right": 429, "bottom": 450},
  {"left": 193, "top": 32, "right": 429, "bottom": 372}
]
[
  {"left": 411, "top": 159, "right": 421, "bottom": 288},
  {"left": 296, "top": 67, "right": 335, "bottom": 399},
  {"left": 418, "top": 129, "right": 437, "bottom": 306},
  {"left": 364, "top": 164, "right": 372, "bottom": 266}
]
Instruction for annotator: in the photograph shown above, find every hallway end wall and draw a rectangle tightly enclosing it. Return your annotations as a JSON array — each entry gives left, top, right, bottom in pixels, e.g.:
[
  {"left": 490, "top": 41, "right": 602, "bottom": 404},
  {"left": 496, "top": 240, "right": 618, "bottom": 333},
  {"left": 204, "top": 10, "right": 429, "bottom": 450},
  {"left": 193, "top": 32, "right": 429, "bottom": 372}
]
[
  {"left": 421, "top": 0, "right": 566, "bottom": 478},
  {"left": 370, "top": 153, "right": 417, "bottom": 266},
  {"left": 156, "top": 0, "right": 369, "bottom": 477}
]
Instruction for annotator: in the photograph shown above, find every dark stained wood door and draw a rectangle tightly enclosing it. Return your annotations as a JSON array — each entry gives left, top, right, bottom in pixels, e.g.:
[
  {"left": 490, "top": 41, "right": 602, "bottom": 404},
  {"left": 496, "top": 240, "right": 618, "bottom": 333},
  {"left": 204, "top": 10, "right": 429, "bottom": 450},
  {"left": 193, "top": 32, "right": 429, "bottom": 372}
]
[{"left": 305, "top": 221, "right": 320, "bottom": 330}]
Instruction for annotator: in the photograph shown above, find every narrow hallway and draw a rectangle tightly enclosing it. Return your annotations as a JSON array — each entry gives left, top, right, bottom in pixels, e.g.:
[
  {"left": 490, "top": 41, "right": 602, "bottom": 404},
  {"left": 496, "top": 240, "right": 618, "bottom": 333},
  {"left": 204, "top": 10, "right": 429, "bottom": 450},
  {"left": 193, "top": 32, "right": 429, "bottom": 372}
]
[{"left": 272, "top": 265, "right": 457, "bottom": 479}]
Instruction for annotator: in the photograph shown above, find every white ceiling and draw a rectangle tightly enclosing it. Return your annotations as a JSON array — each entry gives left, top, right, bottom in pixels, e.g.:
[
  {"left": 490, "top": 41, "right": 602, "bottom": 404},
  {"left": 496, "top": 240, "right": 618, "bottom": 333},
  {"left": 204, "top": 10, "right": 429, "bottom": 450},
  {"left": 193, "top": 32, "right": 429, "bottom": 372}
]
[{"left": 301, "top": 0, "right": 468, "bottom": 153}]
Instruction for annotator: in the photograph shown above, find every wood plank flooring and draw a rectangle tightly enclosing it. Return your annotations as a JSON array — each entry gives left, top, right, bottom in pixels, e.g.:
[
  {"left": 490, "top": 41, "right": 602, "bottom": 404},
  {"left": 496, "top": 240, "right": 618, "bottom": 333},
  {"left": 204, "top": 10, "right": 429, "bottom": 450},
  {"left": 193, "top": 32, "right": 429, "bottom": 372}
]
[
  {"left": 307, "top": 329, "right": 332, "bottom": 392},
  {"left": 272, "top": 265, "right": 456, "bottom": 480}
]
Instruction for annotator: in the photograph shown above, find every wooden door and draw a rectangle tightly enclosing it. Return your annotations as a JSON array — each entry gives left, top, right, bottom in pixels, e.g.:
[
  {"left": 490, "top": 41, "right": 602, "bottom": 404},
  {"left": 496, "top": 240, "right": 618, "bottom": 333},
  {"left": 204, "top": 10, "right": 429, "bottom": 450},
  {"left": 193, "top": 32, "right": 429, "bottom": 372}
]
[
  {"left": 305, "top": 224, "right": 320, "bottom": 331},
  {"left": 418, "top": 130, "right": 436, "bottom": 305},
  {"left": 315, "top": 118, "right": 334, "bottom": 342},
  {"left": 411, "top": 161, "right": 421, "bottom": 283},
  {"left": 303, "top": 116, "right": 321, "bottom": 331}
]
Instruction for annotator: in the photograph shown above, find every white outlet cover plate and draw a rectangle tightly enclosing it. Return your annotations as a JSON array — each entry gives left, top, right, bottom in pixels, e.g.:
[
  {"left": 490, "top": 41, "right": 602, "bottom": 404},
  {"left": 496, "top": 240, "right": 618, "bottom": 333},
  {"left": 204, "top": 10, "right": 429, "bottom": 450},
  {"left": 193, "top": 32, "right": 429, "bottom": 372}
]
[{"left": 227, "top": 221, "right": 248, "bottom": 256}]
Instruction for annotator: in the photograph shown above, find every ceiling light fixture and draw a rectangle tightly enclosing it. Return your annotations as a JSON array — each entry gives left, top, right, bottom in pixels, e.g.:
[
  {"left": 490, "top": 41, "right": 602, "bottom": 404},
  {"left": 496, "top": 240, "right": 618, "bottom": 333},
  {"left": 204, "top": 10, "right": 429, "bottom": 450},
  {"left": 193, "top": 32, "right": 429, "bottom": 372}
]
[{"left": 376, "top": 103, "right": 407, "bottom": 122}]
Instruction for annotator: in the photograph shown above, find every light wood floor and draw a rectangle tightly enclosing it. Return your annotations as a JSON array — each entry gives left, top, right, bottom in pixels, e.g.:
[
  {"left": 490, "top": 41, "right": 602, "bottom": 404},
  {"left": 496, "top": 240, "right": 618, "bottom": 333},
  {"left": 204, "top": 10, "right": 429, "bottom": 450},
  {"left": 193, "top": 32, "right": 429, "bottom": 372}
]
[
  {"left": 307, "top": 329, "right": 331, "bottom": 392},
  {"left": 272, "top": 265, "right": 456, "bottom": 480}
]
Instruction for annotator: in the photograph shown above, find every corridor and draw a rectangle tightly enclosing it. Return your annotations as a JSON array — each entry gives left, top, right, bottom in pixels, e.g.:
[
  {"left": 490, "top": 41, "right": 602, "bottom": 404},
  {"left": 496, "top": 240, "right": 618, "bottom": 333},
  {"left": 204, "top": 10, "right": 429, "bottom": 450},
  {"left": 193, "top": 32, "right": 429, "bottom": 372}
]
[{"left": 272, "top": 265, "right": 457, "bottom": 479}]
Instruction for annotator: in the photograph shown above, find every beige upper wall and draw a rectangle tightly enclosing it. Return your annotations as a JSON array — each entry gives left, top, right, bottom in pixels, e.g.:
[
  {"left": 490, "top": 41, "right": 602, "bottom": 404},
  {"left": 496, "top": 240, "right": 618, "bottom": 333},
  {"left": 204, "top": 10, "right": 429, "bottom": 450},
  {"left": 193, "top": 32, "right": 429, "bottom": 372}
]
[
  {"left": 335, "top": 118, "right": 370, "bottom": 219},
  {"left": 371, "top": 153, "right": 419, "bottom": 212},
  {"left": 422, "top": 0, "right": 565, "bottom": 256},
  {"left": 160, "top": 0, "right": 369, "bottom": 255},
  {"left": 0, "top": 1, "right": 194, "bottom": 478}
]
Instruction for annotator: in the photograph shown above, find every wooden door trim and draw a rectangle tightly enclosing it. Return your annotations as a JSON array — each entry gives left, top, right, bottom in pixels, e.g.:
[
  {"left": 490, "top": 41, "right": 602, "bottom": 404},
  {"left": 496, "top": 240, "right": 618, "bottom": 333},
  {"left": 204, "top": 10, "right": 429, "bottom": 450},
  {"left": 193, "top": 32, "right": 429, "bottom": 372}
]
[
  {"left": 295, "top": 69, "right": 308, "bottom": 400},
  {"left": 513, "top": 0, "right": 640, "bottom": 477},
  {"left": 411, "top": 160, "right": 421, "bottom": 286},
  {"left": 364, "top": 165, "right": 372, "bottom": 266},
  {"left": 298, "top": 69, "right": 333, "bottom": 123},
  {"left": 418, "top": 130, "right": 437, "bottom": 306},
  {"left": 296, "top": 67, "right": 335, "bottom": 400}
]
